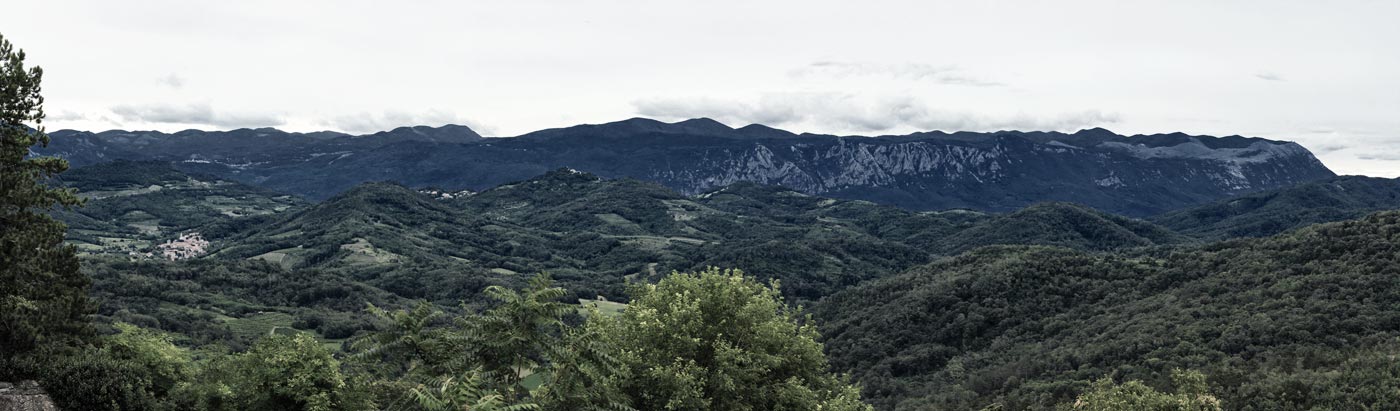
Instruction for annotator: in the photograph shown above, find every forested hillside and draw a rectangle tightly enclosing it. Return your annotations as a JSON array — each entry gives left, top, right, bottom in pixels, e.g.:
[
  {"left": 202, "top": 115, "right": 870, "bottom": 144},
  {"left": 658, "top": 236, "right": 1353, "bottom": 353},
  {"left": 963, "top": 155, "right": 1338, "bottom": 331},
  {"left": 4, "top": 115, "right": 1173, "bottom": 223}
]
[
  {"left": 816, "top": 211, "right": 1400, "bottom": 410},
  {"left": 928, "top": 202, "right": 1189, "bottom": 254},
  {"left": 46, "top": 163, "right": 1199, "bottom": 368},
  {"left": 52, "top": 158, "right": 1400, "bottom": 411},
  {"left": 66, "top": 164, "right": 1189, "bottom": 299},
  {"left": 1153, "top": 175, "right": 1400, "bottom": 240},
  {"left": 55, "top": 160, "right": 305, "bottom": 256}
]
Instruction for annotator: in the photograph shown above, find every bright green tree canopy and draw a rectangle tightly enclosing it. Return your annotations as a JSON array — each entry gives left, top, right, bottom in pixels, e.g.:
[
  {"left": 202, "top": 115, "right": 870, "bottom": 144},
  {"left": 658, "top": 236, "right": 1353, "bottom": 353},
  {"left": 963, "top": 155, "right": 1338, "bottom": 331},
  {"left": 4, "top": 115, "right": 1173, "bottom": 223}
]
[{"left": 595, "top": 267, "right": 871, "bottom": 411}]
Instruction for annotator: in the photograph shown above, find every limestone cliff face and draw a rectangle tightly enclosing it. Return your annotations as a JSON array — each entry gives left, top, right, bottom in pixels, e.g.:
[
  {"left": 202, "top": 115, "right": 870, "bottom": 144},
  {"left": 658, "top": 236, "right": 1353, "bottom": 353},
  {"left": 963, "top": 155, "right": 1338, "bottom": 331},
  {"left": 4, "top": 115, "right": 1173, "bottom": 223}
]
[
  {"left": 0, "top": 382, "right": 58, "bottom": 411},
  {"left": 630, "top": 134, "right": 1330, "bottom": 215},
  {"left": 37, "top": 119, "right": 1335, "bottom": 216},
  {"left": 657, "top": 140, "right": 1009, "bottom": 194}
]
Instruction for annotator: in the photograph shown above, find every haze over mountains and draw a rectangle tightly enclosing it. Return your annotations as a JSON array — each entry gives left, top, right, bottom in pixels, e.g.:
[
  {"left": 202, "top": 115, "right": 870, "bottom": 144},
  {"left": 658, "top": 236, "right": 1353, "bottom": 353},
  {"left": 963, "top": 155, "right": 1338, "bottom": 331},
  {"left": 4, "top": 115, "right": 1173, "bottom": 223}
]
[{"left": 38, "top": 117, "right": 1336, "bottom": 216}]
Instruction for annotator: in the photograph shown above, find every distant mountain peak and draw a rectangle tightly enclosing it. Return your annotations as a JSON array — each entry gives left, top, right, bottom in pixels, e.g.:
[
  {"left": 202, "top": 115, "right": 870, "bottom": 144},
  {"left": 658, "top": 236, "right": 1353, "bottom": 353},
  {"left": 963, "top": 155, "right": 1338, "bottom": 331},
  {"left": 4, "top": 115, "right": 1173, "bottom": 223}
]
[
  {"left": 673, "top": 117, "right": 734, "bottom": 132},
  {"left": 1072, "top": 127, "right": 1118, "bottom": 138},
  {"left": 736, "top": 123, "right": 800, "bottom": 139},
  {"left": 363, "top": 124, "right": 482, "bottom": 143},
  {"left": 521, "top": 117, "right": 799, "bottom": 140},
  {"left": 616, "top": 117, "right": 667, "bottom": 126}
]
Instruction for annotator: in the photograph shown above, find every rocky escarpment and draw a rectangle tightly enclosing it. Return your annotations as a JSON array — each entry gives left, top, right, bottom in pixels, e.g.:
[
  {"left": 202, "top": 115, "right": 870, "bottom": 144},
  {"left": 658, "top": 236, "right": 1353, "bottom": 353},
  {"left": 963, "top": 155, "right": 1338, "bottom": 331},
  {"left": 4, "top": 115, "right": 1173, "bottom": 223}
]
[
  {"left": 36, "top": 118, "right": 1335, "bottom": 216},
  {"left": 0, "top": 382, "right": 57, "bottom": 411},
  {"left": 635, "top": 132, "right": 1329, "bottom": 215}
]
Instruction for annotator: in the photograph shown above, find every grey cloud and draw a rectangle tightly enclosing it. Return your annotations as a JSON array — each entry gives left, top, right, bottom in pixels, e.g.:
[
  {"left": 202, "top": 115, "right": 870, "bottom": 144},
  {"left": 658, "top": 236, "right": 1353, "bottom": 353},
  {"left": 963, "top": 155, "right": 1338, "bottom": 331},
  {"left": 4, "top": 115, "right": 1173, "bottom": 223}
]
[
  {"left": 1307, "top": 142, "right": 1350, "bottom": 154},
  {"left": 1356, "top": 152, "right": 1400, "bottom": 161},
  {"left": 157, "top": 73, "right": 185, "bottom": 88},
  {"left": 634, "top": 93, "right": 1119, "bottom": 134},
  {"left": 1254, "top": 71, "right": 1285, "bottom": 81},
  {"left": 110, "top": 102, "right": 285, "bottom": 128},
  {"left": 1289, "top": 129, "right": 1394, "bottom": 154},
  {"left": 1287, "top": 131, "right": 1400, "bottom": 176},
  {"left": 322, "top": 109, "right": 495, "bottom": 135},
  {"left": 48, "top": 110, "right": 89, "bottom": 121},
  {"left": 790, "top": 61, "right": 1003, "bottom": 87},
  {"left": 42, "top": 110, "right": 123, "bottom": 128}
]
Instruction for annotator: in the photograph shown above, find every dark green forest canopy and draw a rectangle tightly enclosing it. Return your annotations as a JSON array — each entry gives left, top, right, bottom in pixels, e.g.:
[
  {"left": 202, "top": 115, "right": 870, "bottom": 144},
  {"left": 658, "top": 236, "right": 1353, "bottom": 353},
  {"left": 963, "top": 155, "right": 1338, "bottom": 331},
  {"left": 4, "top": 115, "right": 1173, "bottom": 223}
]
[
  {"left": 65, "top": 164, "right": 1188, "bottom": 306},
  {"left": 814, "top": 211, "right": 1400, "bottom": 410},
  {"left": 1152, "top": 175, "right": 1400, "bottom": 240},
  {"left": 50, "top": 164, "right": 1204, "bottom": 378},
  {"left": 55, "top": 160, "right": 306, "bottom": 253}
]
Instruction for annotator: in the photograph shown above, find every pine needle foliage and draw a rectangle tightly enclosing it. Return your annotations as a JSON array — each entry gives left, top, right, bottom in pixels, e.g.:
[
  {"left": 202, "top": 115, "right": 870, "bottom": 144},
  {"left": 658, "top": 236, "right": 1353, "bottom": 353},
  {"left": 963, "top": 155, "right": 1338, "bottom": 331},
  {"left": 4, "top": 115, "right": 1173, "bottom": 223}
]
[{"left": 0, "top": 31, "right": 92, "bottom": 377}]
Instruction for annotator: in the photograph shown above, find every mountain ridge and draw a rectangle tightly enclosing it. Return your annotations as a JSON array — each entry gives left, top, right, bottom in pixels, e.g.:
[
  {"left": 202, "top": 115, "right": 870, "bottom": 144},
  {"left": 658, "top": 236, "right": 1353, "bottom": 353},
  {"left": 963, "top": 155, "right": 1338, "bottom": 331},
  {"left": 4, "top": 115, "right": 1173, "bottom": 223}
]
[
  {"left": 45, "top": 116, "right": 1325, "bottom": 151},
  {"left": 47, "top": 118, "right": 1307, "bottom": 150},
  {"left": 36, "top": 117, "right": 1335, "bottom": 216}
]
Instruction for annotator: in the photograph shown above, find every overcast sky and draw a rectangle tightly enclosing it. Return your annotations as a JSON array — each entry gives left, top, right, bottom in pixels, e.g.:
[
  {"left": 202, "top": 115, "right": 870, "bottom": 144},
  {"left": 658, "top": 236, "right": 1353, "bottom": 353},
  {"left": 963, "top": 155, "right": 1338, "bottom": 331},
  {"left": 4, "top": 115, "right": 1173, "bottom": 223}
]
[{"left": 5, "top": 0, "right": 1399, "bottom": 176}]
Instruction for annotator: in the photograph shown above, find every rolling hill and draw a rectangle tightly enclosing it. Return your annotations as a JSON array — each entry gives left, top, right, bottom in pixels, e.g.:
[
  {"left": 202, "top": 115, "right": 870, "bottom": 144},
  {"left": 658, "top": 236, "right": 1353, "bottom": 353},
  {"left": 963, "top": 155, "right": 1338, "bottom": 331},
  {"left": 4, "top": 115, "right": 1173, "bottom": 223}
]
[
  {"left": 815, "top": 211, "right": 1400, "bottom": 410},
  {"left": 56, "top": 160, "right": 1400, "bottom": 410},
  {"left": 60, "top": 164, "right": 1211, "bottom": 374},
  {"left": 933, "top": 202, "right": 1190, "bottom": 254},
  {"left": 1152, "top": 175, "right": 1400, "bottom": 240},
  {"left": 73, "top": 164, "right": 1188, "bottom": 307},
  {"left": 206, "top": 170, "right": 938, "bottom": 302},
  {"left": 55, "top": 160, "right": 306, "bottom": 256}
]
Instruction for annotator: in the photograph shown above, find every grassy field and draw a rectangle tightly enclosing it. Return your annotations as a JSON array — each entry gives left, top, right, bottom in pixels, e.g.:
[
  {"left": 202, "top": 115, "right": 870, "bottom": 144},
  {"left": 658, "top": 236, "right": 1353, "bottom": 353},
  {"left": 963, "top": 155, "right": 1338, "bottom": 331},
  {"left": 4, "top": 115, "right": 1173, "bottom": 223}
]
[
  {"left": 578, "top": 298, "right": 627, "bottom": 318},
  {"left": 618, "top": 235, "right": 707, "bottom": 250},
  {"left": 249, "top": 248, "right": 303, "bottom": 269},
  {"left": 222, "top": 311, "right": 298, "bottom": 341},
  {"left": 340, "top": 238, "right": 402, "bottom": 265},
  {"left": 221, "top": 311, "right": 347, "bottom": 352}
]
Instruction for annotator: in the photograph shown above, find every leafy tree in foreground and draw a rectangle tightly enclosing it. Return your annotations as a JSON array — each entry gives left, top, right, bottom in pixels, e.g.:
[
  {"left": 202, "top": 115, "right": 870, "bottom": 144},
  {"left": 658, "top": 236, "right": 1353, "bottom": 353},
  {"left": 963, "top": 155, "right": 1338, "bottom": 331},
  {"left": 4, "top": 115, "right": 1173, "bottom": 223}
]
[
  {"left": 0, "top": 31, "right": 90, "bottom": 376},
  {"left": 465, "top": 276, "right": 576, "bottom": 397},
  {"left": 196, "top": 333, "right": 372, "bottom": 411},
  {"left": 352, "top": 301, "right": 450, "bottom": 377},
  {"left": 353, "top": 274, "right": 632, "bottom": 411},
  {"left": 592, "top": 267, "right": 872, "bottom": 411},
  {"left": 39, "top": 323, "right": 190, "bottom": 411},
  {"left": 1058, "top": 369, "right": 1221, "bottom": 411},
  {"left": 410, "top": 371, "right": 530, "bottom": 411}
]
